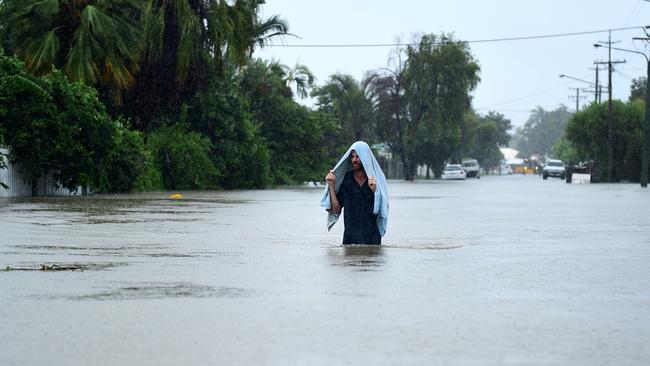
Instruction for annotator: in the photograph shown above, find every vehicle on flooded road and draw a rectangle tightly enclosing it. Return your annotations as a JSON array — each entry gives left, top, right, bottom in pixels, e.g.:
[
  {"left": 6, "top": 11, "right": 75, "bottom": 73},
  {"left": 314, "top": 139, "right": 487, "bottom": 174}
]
[
  {"left": 442, "top": 164, "right": 466, "bottom": 180},
  {"left": 461, "top": 159, "right": 480, "bottom": 178},
  {"left": 543, "top": 159, "right": 565, "bottom": 180}
]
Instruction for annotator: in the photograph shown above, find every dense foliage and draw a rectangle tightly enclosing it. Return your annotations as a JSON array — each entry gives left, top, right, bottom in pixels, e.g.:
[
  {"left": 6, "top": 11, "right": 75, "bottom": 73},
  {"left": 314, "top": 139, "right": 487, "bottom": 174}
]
[
  {"left": 511, "top": 105, "right": 573, "bottom": 159},
  {"left": 364, "top": 34, "right": 482, "bottom": 179},
  {"left": 0, "top": 0, "right": 144, "bottom": 104},
  {"left": 102, "top": 123, "right": 149, "bottom": 192},
  {"left": 629, "top": 77, "right": 647, "bottom": 102},
  {"left": 7, "top": 0, "right": 640, "bottom": 192},
  {"left": 0, "top": 56, "right": 130, "bottom": 194},
  {"left": 186, "top": 73, "right": 269, "bottom": 189},
  {"left": 462, "top": 111, "right": 512, "bottom": 169},
  {"left": 565, "top": 100, "right": 644, "bottom": 182},
  {"left": 147, "top": 123, "right": 218, "bottom": 190}
]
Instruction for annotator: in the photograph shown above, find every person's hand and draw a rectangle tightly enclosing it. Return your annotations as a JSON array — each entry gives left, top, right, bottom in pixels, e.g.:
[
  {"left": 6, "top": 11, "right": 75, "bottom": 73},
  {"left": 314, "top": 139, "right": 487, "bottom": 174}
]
[
  {"left": 368, "top": 176, "right": 376, "bottom": 192},
  {"left": 326, "top": 170, "right": 336, "bottom": 187}
]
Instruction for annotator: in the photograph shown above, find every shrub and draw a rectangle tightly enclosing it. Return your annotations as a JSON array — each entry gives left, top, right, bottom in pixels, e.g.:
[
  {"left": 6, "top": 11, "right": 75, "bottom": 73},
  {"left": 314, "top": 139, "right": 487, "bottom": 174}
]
[{"left": 147, "top": 124, "right": 218, "bottom": 190}]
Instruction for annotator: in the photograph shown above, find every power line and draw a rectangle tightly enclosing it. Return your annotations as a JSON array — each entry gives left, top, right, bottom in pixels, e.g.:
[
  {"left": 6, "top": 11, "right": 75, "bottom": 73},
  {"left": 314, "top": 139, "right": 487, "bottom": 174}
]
[
  {"left": 475, "top": 85, "right": 563, "bottom": 110},
  {"left": 267, "top": 25, "right": 648, "bottom": 48}
]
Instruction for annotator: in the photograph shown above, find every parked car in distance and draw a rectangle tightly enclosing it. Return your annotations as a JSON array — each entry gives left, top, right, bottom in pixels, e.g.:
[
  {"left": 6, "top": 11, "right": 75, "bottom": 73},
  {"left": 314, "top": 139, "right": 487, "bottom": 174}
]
[
  {"left": 499, "top": 164, "right": 513, "bottom": 175},
  {"left": 442, "top": 164, "right": 466, "bottom": 180},
  {"left": 461, "top": 159, "right": 480, "bottom": 178},
  {"left": 542, "top": 159, "right": 565, "bottom": 180}
]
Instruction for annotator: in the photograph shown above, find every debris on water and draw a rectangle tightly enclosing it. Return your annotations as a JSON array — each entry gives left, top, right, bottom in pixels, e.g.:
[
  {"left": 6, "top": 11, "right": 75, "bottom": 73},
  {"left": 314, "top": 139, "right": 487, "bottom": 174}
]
[
  {"left": 41, "top": 264, "right": 81, "bottom": 271},
  {"left": 169, "top": 193, "right": 183, "bottom": 199},
  {"left": 3, "top": 264, "right": 81, "bottom": 271},
  {"left": 2, "top": 262, "right": 127, "bottom": 272}
]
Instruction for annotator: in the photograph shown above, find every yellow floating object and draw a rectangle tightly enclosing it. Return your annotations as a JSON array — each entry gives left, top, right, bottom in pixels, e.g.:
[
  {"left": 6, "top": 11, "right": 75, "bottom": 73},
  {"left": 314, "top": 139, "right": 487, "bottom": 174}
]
[{"left": 169, "top": 193, "right": 183, "bottom": 199}]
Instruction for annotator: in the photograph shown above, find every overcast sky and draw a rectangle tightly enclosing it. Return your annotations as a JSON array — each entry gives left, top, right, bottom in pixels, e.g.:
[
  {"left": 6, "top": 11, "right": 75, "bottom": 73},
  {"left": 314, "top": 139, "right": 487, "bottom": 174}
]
[{"left": 258, "top": 0, "right": 650, "bottom": 130}]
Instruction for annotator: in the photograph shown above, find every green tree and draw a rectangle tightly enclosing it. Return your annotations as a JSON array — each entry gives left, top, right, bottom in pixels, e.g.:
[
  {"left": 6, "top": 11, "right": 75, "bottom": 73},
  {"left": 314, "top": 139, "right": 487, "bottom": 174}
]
[
  {"left": 0, "top": 53, "right": 118, "bottom": 194},
  {"left": 0, "top": 0, "right": 144, "bottom": 104},
  {"left": 566, "top": 100, "right": 643, "bottom": 182},
  {"left": 187, "top": 71, "right": 270, "bottom": 189},
  {"left": 241, "top": 59, "right": 333, "bottom": 184},
  {"left": 129, "top": 0, "right": 289, "bottom": 128},
  {"left": 100, "top": 122, "right": 149, "bottom": 192},
  {"left": 282, "top": 62, "right": 315, "bottom": 99},
  {"left": 630, "top": 77, "right": 646, "bottom": 102},
  {"left": 552, "top": 137, "right": 578, "bottom": 162},
  {"left": 369, "top": 34, "right": 480, "bottom": 180},
  {"left": 147, "top": 123, "right": 218, "bottom": 190},
  {"left": 313, "top": 73, "right": 375, "bottom": 143},
  {"left": 0, "top": 52, "right": 54, "bottom": 192},
  {"left": 47, "top": 70, "right": 117, "bottom": 191},
  {"left": 463, "top": 111, "right": 512, "bottom": 170},
  {"left": 513, "top": 105, "right": 572, "bottom": 158}
]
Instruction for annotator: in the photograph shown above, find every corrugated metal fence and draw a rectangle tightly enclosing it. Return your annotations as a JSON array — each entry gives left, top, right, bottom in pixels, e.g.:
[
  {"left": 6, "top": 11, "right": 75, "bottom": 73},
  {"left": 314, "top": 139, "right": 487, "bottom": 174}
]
[{"left": 0, "top": 147, "right": 84, "bottom": 197}]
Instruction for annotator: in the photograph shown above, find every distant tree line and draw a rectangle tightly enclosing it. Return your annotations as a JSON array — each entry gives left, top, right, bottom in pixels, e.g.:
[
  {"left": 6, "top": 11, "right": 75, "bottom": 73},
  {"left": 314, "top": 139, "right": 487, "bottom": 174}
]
[{"left": 1, "top": 1, "right": 512, "bottom": 193}]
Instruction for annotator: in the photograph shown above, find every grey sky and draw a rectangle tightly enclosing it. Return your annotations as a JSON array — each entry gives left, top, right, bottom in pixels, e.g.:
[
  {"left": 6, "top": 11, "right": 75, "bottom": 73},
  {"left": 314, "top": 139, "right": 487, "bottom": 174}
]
[{"left": 258, "top": 0, "right": 650, "bottom": 129}]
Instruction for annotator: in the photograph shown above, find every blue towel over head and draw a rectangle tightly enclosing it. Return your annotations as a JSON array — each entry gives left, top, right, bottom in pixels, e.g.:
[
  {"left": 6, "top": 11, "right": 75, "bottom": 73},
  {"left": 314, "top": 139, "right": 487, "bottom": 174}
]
[{"left": 320, "top": 141, "right": 389, "bottom": 236}]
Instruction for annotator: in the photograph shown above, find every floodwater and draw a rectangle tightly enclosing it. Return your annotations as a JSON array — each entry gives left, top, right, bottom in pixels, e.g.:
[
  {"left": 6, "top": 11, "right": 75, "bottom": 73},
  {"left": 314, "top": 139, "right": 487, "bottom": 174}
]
[{"left": 1, "top": 175, "right": 649, "bottom": 365}]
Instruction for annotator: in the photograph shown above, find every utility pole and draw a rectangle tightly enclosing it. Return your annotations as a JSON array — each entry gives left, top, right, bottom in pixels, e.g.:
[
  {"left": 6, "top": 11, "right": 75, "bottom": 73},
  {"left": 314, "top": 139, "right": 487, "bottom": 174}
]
[
  {"left": 594, "top": 31, "right": 626, "bottom": 182},
  {"left": 632, "top": 30, "right": 650, "bottom": 187},
  {"left": 641, "top": 58, "right": 650, "bottom": 188},
  {"left": 591, "top": 65, "right": 602, "bottom": 103},
  {"left": 568, "top": 88, "right": 587, "bottom": 111},
  {"left": 595, "top": 27, "right": 650, "bottom": 187}
]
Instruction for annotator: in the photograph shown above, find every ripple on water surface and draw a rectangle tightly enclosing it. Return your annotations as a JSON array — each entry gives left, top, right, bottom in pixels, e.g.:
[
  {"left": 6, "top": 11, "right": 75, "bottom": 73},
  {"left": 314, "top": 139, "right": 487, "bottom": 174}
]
[{"left": 70, "top": 282, "right": 250, "bottom": 301}]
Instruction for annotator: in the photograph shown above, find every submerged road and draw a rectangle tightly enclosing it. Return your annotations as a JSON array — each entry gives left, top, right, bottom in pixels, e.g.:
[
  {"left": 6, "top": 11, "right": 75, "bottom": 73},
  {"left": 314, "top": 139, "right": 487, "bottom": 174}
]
[{"left": 1, "top": 175, "right": 649, "bottom": 365}]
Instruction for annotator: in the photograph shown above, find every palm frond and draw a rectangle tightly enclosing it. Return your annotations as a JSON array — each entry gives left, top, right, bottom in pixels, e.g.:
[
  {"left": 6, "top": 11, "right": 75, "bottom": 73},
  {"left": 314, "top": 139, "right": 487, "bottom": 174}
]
[
  {"left": 253, "top": 14, "right": 289, "bottom": 49},
  {"left": 24, "top": 30, "right": 59, "bottom": 74},
  {"left": 66, "top": 23, "right": 103, "bottom": 84},
  {"left": 81, "top": 5, "right": 118, "bottom": 39}
]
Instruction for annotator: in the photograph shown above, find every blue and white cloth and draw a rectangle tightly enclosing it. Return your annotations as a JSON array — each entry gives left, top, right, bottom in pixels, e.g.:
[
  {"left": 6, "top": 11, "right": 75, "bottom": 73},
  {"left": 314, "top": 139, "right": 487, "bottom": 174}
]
[{"left": 320, "top": 141, "right": 389, "bottom": 236}]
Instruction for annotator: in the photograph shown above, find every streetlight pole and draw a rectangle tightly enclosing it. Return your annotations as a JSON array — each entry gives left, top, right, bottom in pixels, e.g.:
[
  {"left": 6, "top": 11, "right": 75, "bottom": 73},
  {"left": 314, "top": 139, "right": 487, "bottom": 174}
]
[
  {"left": 636, "top": 28, "right": 650, "bottom": 188},
  {"left": 595, "top": 31, "right": 626, "bottom": 183},
  {"left": 559, "top": 74, "right": 598, "bottom": 86},
  {"left": 595, "top": 38, "right": 650, "bottom": 187},
  {"left": 558, "top": 74, "right": 604, "bottom": 108},
  {"left": 592, "top": 65, "right": 602, "bottom": 103}
]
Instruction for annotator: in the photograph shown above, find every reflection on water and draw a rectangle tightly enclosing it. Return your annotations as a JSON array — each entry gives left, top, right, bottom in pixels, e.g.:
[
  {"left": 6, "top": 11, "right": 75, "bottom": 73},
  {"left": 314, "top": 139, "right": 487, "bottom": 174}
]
[
  {"left": 3, "top": 244, "right": 201, "bottom": 258},
  {"left": 328, "top": 245, "right": 384, "bottom": 271}
]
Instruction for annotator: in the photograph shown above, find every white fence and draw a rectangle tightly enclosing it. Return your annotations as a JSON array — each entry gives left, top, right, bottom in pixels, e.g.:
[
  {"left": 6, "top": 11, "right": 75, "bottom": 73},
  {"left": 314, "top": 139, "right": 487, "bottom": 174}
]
[{"left": 0, "top": 147, "right": 84, "bottom": 197}]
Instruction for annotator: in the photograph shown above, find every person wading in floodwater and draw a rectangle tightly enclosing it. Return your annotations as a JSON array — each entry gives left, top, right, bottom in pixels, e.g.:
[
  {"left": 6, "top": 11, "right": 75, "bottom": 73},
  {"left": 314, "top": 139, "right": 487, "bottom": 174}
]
[{"left": 321, "top": 141, "right": 389, "bottom": 245}]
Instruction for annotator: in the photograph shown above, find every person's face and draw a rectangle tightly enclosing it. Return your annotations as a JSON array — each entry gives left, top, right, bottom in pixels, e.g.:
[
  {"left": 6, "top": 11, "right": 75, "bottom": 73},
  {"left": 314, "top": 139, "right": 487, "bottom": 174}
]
[{"left": 351, "top": 150, "right": 362, "bottom": 171}]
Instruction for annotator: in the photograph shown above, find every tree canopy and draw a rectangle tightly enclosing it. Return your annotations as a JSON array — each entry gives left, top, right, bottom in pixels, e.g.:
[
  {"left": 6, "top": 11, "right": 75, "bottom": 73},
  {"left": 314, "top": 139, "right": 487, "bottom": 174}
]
[
  {"left": 566, "top": 100, "right": 644, "bottom": 182},
  {"left": 368, "top": 33, "right": 480, "bottom": 179},
  {"left": 512, "top": 105, "right": 573, "bottom": 159},
  {"left": 0, "top": 52, "right": 121, "bottom": 193}
]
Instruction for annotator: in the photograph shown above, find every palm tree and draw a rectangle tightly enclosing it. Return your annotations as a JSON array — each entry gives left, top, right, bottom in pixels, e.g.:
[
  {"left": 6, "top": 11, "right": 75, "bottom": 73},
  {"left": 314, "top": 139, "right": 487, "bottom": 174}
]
[
  {"left": 313, "top": 73, "right": 375, "bottom": 141},
  {"left": 130, "top": 0, "right": 289, "bottom": 128},
  {"left": 0, "top": 0, "right": 144, "bottom": 104},
  {"left": 282, "top": 62, "right": 314, "bottom": 98}
]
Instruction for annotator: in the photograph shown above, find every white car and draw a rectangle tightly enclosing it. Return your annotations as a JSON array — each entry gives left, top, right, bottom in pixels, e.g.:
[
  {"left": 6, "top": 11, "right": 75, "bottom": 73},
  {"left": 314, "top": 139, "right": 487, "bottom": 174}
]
[
  {"left": 499, "top": 164, "right": 513, "bottom": 175},
  {"left": 542, "top": 159, "right": 565, "bottom": 180},
  {"left": 442, "top": 164, "right": 466, "bottom": 180}
]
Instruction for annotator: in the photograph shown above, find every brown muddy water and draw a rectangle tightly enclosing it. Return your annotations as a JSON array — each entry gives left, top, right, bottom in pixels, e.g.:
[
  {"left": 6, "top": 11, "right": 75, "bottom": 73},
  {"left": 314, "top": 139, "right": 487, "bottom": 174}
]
[{"left": 1, "top": 175, "right": 649, "bottom": 365}]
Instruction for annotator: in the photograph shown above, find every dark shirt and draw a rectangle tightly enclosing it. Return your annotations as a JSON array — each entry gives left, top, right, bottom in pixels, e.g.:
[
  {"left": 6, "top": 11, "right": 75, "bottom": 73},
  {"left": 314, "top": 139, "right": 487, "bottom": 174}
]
[{"left": 336, "top": 171, "right": 381, "bottom": 245}]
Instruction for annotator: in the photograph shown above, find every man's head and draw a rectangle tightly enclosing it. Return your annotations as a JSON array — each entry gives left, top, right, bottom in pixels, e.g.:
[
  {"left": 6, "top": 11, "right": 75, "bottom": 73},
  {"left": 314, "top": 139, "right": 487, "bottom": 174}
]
[{"left": 350, "top": 150, "right": 363, "bottom": 171}]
